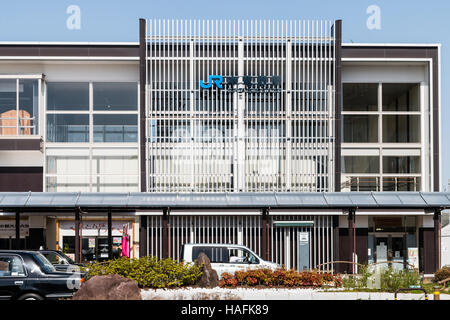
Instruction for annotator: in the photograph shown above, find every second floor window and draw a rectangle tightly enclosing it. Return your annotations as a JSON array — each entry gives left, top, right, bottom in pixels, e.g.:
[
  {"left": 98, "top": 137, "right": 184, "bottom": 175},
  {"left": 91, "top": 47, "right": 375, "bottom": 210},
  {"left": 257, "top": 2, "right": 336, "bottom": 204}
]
[
  {"left": 0, "top": 78, "right": 39, "bottom": 136},
  {"left": 46, "top": 82, "right": 138, "bottom": 143}
]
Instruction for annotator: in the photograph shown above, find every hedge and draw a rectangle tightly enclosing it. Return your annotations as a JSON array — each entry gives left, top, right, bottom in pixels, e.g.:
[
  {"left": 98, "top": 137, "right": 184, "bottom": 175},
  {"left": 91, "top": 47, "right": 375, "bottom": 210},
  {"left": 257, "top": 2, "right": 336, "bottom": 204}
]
[
  {"left": 219, "top": 268, "right": 342, "bottom": 288},
  {"left": 83, "top": 256, "right": 202, "bottom": 288}
]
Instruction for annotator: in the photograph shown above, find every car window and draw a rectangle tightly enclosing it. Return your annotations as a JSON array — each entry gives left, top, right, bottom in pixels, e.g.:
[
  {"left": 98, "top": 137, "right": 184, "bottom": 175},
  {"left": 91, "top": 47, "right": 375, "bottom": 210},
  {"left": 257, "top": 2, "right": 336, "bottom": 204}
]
[
  {"left": 0, "top": 255, "right": 26, "bottom": 277},
  {"left": 43, "top": 252, "right": 64, "bottom": 264},
  {"left": 59, "top": 252, "right": 75, "bottom": 265},
  {"left": 32, "top": 252, "right": 56, "bottom": 273},
  {"left": 192, "top": 246, "right": 229, "bottom": 263},
  {"left": 228, "top": 248, "right": 259, "bottom": 264}
]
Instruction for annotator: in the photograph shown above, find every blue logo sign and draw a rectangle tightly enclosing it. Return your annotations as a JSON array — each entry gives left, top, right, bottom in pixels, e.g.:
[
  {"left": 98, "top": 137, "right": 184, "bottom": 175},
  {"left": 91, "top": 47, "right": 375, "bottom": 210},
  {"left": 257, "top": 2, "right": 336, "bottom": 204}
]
[
  {"left": 200, "top": 75, "right": 281, "bottom": 93},
  {"left": 200, "top": 75, "right": 223, "bottom": 89}
]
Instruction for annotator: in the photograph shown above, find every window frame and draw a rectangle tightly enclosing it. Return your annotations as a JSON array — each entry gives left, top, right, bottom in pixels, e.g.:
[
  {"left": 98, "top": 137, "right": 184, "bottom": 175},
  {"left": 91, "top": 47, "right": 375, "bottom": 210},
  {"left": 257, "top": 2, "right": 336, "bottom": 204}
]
[
  {"left": 0, "top": 254, "right": 28, "bottom": 278},
  {"left": 341, "top": 81, "right": 424, "bottom": 192},
  {"left": 0, "top": 75, "right": 42, "bottom": 137}
]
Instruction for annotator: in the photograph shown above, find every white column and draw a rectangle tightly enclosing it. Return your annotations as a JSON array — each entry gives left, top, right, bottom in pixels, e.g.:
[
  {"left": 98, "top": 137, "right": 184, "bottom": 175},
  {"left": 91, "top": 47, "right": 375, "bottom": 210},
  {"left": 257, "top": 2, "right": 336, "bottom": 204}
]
[
  {"left": 285, "top": 39, "right": 292, "bottom": 191},
  {"left": 236, "top": 37, "right": 245, "bottom": 191},
  {"left": 190, "top": 39, "right": 195, "bottom": 191}
]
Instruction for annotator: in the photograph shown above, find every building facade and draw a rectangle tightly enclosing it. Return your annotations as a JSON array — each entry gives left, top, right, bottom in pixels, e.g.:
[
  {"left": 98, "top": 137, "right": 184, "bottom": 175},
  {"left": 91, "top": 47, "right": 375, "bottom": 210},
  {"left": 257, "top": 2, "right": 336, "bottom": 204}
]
[{"left": 0, "top": 19, "right": 444, "bottom": 274}]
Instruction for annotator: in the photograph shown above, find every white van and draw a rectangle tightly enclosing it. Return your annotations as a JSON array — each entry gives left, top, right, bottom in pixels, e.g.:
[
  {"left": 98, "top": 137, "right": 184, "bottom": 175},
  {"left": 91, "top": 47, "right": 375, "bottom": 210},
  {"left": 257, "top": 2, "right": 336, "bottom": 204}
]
[{"left": 181, "top": 243, "right": 279, "bottom": 278}]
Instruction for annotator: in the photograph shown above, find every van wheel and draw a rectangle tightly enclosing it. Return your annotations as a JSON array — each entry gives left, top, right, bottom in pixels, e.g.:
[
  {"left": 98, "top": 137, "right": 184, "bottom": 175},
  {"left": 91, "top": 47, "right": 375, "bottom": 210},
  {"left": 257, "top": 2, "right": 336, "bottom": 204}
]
[{"left": 17, "top": 293, "right": 44, "bottom": 301}]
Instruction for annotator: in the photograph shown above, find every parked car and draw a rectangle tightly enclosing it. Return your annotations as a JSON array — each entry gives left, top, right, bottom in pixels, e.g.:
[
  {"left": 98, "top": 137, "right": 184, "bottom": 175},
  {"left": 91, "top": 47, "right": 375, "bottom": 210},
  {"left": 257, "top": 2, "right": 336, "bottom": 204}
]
[
  {"left": 38, "top": 250, "right": 83, "bottom": 272},
  {"left": 0, "top": 250, "right": 84, "bottom": 300},
  {"left": 181, "top": 243, "right": 278, "bottom": 278}
]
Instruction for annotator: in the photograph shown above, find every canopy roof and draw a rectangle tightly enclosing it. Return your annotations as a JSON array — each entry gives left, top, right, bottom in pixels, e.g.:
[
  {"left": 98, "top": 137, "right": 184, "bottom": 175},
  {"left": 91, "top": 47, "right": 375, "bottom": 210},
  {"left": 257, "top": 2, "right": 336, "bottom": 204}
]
[{"left": 0, "top": 192, "right": 448, "bottom": 211}]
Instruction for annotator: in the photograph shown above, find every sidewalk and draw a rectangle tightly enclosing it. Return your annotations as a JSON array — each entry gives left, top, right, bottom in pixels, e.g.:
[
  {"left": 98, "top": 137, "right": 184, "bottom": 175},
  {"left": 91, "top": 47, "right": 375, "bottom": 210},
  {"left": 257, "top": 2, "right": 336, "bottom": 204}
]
[{"left": 141, "top": 288, "right": 448, "bottom": 300}]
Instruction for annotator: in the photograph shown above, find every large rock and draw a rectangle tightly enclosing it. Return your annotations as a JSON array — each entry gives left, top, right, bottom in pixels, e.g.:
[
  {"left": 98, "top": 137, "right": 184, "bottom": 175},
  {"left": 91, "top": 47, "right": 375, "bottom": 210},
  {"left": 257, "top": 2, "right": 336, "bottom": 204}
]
[
  {"left": 72, "top": 274, "right": 141, "bottom": 300},
  {"left": 195, "top": 252, "right": 219, "bottom": 288}
]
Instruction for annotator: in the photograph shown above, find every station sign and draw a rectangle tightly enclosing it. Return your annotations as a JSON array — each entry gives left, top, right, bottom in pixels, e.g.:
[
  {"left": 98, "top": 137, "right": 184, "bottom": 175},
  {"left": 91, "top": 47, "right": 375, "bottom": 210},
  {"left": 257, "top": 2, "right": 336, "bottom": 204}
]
[{"left": 200, "top": 75, "right": 281, "bottom": 93}]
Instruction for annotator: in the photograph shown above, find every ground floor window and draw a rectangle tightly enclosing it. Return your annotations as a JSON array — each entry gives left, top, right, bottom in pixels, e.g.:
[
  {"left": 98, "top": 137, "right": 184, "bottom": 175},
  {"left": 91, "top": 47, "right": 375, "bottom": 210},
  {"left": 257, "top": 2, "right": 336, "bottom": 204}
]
[
  {"left": 57, "top": 218, "right": 135, "bottom": 263},
  {"left": 62, "top": 236, "right": 123, "bottom": 262},
  {"left": 0, "top": 238, "right": 27, "bottom": 250}
]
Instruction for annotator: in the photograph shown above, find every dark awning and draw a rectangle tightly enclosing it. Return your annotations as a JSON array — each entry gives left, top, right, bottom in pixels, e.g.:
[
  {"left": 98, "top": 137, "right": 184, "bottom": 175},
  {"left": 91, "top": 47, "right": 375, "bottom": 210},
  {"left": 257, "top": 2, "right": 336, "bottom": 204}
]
[{"left": 0, "top": 192, "right": 449, "bottom": 211}]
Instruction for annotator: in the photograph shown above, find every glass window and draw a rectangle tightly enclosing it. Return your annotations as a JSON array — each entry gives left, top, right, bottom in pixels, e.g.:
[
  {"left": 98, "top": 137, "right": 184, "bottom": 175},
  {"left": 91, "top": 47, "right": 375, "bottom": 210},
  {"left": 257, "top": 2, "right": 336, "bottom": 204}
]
[
  {"left": 47, "top": 155, "right": 90, "bottom": 175},
  {"left": 343, "top": 83, "right": 378, "bottom": 111},
  {"left": 382, "top": 115, "right": 420, "bottom": 143},
  {"left": 46, "top": 176, "right": 91, "bottom": 192},
  {"left": 372, "top": 217, "right": 404, "bottom": 232},
  {"left": 228, "top": 248, "right": 259, "bottom": 264},
  {"left": 93, "top": 82, "right": 138, "bottom": 111},
  {"left": 93, "top": 114, "right": 138, "bottom": 143},
  {"left": 47, "top": 82, "right": 89, "bottom": 111},
  {"left": 19, "top": 80, "right": 39, "bottom": 135},
  {"left": 92, "top": 155, "right": 138, "bottom": 175},
  {"left": 383, "top": 156, "right": 421, "bottom": 174},
  {"left": 342, "top": 156, "right": 379, "bottom": 173},
  {"left": 92, "top": 175, "right": 139, "bottom": 192},
  {"left": 42, "top": 252, "right": 65, "bottom": 265},
  {"left": 0, "top": 80, "right": 18, "bottom": 135},
  {"left": 0, "top": 255, "right": 26, "bottom": 277},
  {"left": 32, "top": 252, "right": 56, "bottom": 273},
  {"left": 342, "top": 176, "right": 380, "bottom": 192},
  {"left": 383, "top": 177, "right": 420, "bottom": 191},
  {"left": 343, "top": 115, "right": 378, "bottom": 143},
  {"left": 191, "top": 246, "right": 229, "bottom": 263},
  {"left": 47, "top": 114, "right": 89, "bottom": 142},
  {"left": 382, "top": 83, "right": 420, "bottom": 112}
]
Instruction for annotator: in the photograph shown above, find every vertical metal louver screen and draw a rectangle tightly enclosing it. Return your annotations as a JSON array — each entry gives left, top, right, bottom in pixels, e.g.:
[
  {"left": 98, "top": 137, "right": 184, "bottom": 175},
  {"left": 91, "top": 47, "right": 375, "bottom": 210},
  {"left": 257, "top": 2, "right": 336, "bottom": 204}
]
[
  {"left": 146, "top": 215, "right": 261, "bottom": 261},
  {"left": 270, "top": 215, "right": 334, "bottom": 272},
  {"left": 146, "top": 214, "right": 333, "bottom": 272},
  {"left": 145, "top": 20, "right": 336, "bottom": 192}
]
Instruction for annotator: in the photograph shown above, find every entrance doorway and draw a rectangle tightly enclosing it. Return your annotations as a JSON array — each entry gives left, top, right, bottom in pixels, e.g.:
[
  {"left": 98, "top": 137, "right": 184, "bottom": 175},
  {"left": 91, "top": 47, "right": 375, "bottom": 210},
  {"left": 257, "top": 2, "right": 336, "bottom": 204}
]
[{"left": 373, "top": 234, "right": 406, "bottom": 270}]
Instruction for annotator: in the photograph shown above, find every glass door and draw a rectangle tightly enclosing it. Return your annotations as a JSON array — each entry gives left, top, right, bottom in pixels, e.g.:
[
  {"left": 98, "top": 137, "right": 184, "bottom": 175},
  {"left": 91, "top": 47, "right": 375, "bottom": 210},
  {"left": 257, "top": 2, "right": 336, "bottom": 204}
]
[
  {"left": 373, "top": 235, "right": 406, "bottom": 270},
  {"left": 375, "top": 237, "right": 388, "bottom": 263},
  {"left": 96, "top": 237, "right": 109, "bottom": 261},
  {"left": 390, "top": 236, "right": 405, "bottom": 271}
]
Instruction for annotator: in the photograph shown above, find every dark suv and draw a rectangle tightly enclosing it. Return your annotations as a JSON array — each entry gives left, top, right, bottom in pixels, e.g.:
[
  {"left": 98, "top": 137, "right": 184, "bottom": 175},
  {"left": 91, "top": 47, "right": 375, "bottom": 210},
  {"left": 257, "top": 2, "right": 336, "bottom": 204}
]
[{"left": 0, "top": 250, "right": 84, "bottom": 300}]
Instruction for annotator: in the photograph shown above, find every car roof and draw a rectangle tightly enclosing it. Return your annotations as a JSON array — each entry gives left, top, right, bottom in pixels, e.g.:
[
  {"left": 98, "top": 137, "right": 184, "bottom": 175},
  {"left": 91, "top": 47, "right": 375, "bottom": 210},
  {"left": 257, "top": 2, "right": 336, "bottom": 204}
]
[
  {"left": 183, "top": 243, "right": 249, "bottom": 248},
  {"left": 0, "top": 250, "right": 38, "bottom": 255}
]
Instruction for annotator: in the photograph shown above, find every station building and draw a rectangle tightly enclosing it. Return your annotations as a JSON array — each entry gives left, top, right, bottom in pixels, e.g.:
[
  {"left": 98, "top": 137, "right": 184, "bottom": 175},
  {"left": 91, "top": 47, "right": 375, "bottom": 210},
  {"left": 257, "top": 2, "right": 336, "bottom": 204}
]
[{"left": 0, "top": 19, "right": 446, "bottom": 275}]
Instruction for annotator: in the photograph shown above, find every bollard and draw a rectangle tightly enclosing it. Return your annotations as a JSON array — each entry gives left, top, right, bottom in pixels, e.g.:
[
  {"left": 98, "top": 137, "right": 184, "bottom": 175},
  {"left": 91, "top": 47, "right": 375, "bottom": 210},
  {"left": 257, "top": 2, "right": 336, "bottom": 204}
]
[{"left": 434, "top": 286, "right": 440, "bottom": 300}]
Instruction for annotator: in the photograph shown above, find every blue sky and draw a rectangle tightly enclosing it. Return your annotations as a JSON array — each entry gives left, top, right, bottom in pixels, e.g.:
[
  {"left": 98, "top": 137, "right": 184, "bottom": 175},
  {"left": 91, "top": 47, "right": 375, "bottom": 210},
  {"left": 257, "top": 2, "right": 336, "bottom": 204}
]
[{"left": 1, "top": 0, "right": 448, "bottom": 189}]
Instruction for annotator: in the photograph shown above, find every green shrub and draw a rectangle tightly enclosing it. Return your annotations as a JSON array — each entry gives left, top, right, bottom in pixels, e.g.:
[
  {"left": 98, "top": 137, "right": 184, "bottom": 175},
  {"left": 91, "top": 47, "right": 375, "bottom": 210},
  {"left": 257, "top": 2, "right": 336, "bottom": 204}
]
[
  {"left": 219, "top": 268, "right": 342, "bottom": 288},
  {"left": 379, "top": 267, "right": 421, "bottom": 292},
  {"left": 434, "top": 266, "right": 450, "bottom": 283},
  {"left": 342, "top": 265, "right": 421, "bottom": 292},
  {"left": 342, "top": 265, "right": 373, "bottom": 289},
  {"left": 83, "top": 256, "right": 202, "bottom": 288}
]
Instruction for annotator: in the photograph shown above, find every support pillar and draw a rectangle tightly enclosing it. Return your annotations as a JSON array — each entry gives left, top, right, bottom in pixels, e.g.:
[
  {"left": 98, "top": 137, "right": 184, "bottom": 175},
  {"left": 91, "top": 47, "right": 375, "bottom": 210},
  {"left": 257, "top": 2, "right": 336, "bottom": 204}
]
[
  {"left": 139, "top": 215, "right": 147, "bottom": 258},
  {"left": 75, "top": 208, "right": 81, "bottom": 263},
  {"left": 139, "top": 18, "right": 147, "bottom": 192},
  {"left": 434, "top": 209, "right": 441, "bottom": 272},
  {"left": 334, "top": 19, "right": 342, "bottom": 191},
  {"left": 15, "top": 211, "right": 20, "bottom": 249},
  {"left": 261, "top": 208, "right": 270, "bottom": 261},
  {"left": 333, "top": 216, "right": 339, "bottom": 272},
  {"left": 348, "top": 209, "right": 355, "bottom": 273},
  {"left": 108, "top": 209, "right": 112, "bottom": 260},
  {"left": 162, "top": 208, "right": 169, "bottom": 259}
]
